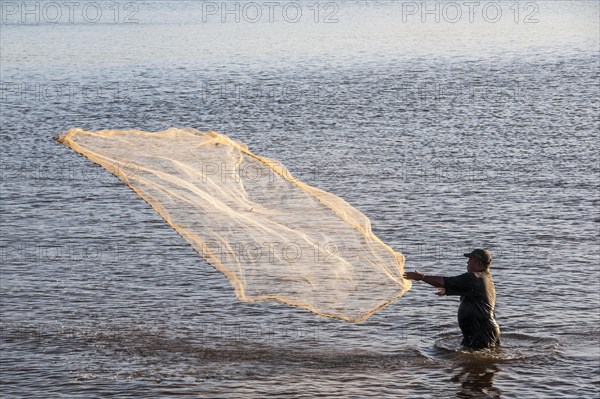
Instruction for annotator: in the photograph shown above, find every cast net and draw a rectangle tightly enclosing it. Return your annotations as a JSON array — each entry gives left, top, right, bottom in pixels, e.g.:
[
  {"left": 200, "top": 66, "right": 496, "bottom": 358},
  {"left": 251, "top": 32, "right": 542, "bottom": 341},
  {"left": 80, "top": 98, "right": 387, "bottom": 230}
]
[{"left": 55, "top": 128, "right": 411, "bottom": 322}]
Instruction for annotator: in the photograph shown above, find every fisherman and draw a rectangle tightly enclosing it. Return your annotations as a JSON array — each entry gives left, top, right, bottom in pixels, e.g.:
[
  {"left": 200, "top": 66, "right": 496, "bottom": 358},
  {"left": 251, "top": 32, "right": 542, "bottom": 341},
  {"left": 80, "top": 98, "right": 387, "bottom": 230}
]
[{"left": 403, "top": 249, "right": 500, "bottom": 349}]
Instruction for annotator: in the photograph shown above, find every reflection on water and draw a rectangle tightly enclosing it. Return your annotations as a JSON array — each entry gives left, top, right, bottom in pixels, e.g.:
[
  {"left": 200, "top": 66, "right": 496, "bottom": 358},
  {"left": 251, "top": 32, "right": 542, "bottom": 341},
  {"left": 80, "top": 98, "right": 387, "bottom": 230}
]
[
  {"left": 451, "top": 361, "right": 501, "bottom": 399},
  {"left": 432, "top": 332, "right": 564, "bottom": 398}
]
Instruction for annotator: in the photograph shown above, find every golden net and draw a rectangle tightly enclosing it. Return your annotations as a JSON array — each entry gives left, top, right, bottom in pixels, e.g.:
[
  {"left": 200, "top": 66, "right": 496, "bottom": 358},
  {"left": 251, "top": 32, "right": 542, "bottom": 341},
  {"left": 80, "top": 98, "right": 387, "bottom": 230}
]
[{"left": 55, "top": 128, "right": 411, "bottom": 322}]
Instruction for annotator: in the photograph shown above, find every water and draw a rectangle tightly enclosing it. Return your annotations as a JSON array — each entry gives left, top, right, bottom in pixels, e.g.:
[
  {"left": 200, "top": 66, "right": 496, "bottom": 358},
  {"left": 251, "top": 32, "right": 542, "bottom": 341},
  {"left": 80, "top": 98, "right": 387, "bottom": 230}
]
[{"left": 1, "top": 1, "right": 599, "bottom": 397}]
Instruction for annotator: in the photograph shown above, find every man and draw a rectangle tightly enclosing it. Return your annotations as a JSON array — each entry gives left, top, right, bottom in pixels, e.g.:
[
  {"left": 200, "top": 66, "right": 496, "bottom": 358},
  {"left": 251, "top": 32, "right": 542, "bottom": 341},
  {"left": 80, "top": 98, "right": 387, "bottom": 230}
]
[{"left": 403, "top": 249, "right": 500, "bottom": 349}]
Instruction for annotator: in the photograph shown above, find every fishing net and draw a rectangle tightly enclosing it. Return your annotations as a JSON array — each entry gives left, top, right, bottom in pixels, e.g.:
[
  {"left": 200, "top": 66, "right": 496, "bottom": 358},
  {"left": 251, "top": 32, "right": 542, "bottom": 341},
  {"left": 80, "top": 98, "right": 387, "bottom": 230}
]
[{"left": 55, "top": 128, "right": 411, "bottom": 322}]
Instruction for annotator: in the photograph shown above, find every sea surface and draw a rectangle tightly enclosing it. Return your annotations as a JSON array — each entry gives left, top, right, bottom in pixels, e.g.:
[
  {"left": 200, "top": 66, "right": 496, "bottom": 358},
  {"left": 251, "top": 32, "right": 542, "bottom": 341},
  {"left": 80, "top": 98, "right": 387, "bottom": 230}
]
[{"left": 1, "top": 1, "right": 599, "bottom": 397}]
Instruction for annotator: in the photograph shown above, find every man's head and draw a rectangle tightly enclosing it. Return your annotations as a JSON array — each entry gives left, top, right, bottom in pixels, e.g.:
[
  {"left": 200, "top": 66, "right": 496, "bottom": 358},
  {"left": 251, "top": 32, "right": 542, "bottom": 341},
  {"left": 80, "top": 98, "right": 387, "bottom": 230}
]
[{"left": 464, "top": 248, "right": 492, "bottom": 272}]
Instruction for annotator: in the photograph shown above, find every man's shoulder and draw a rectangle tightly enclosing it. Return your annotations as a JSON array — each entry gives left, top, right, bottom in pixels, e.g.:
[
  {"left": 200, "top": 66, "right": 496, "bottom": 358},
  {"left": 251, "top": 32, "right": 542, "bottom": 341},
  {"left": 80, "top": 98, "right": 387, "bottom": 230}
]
[
  {"left": 475, "top": 270, "right": 494, "bottom": 280},
  {"left": 473, "top": 271, "right": 496, "bottom": 290}
]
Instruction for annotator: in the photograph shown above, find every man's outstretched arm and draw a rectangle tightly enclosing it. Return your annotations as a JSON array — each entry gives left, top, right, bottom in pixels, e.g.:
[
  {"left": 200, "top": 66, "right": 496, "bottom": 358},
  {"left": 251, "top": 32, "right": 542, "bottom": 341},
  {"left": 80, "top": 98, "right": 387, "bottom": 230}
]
[{"left": 404, "top": 270, "right": 444, "bottom": 288}]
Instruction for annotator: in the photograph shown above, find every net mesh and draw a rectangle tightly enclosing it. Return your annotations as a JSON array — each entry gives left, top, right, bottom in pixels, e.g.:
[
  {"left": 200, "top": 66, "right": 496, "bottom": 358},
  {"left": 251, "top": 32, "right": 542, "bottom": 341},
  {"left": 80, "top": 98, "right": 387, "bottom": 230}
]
[{"left": 55, "top": 128, "right": 411, "bottom": 322}]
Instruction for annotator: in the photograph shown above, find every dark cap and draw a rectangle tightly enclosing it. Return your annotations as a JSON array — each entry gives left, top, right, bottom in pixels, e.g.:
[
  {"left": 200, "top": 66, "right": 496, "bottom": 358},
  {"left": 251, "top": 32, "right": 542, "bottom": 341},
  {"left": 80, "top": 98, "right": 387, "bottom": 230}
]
[{"left": 463, "top": 248, "right": 492, "bottom": 266}]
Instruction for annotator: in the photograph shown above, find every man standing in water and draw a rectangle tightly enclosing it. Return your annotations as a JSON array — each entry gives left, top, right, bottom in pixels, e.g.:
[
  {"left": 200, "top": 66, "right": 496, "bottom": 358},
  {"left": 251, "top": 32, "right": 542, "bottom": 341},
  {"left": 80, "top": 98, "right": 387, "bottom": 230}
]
[{"left": 403, "top": 249, "right": 500, "bottom": 349}]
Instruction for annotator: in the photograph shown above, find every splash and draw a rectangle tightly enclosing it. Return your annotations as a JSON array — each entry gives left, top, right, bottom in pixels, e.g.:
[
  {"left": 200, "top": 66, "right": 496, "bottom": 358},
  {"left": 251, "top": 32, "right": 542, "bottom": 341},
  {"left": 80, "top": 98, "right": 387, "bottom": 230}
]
[{"left": 55, "top": 128, "right": 411, "bottom": 322}]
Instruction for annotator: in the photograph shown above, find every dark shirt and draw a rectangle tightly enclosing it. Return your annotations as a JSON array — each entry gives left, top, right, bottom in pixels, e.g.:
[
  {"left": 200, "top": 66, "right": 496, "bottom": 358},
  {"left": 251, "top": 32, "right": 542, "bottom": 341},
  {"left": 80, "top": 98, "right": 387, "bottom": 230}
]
[{"left": 444, "top": 271, "right": 500, "bottom": 349}]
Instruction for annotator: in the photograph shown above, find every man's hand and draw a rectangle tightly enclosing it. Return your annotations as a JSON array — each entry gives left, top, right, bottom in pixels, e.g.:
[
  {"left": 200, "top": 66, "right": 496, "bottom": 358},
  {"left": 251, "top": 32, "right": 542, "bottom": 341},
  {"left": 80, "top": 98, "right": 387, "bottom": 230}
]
[
  {"left": 403, "top": 270, "right": 425, "bottom": 281},
  {"left": 436, "top": 288, "right": 446, "bottom": 296},
  {"left": 404, "top": 270, "right": 445, "bottom": 288}
]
